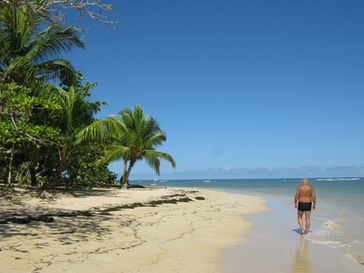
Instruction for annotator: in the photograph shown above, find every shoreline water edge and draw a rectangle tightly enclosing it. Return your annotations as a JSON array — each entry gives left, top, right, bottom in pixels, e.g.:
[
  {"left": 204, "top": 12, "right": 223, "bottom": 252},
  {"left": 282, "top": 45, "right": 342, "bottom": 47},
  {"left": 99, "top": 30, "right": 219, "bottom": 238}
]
[
  {"left": 0, "top": 187, "right": 265, "bottom": 273},
  {"left": 220, "top": 195, "right": 364, "bottom": 273}
]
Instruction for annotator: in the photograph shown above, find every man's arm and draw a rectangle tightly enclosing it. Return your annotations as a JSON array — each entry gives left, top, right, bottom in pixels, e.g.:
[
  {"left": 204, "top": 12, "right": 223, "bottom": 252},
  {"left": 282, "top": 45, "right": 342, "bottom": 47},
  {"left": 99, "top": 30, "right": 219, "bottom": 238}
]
[
  {"left": 312, "top": 187, "right": 317, "bottom": 210},
  {"left": 294, "top": 187, "right": 299, "bottom": 208}
]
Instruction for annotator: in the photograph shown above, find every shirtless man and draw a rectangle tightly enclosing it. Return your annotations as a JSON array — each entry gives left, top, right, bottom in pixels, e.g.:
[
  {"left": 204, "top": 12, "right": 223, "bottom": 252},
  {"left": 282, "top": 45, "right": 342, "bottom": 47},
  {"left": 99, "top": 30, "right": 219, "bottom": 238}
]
[{"left": 294, "top": 178, "right": 316, "bottom": 234}]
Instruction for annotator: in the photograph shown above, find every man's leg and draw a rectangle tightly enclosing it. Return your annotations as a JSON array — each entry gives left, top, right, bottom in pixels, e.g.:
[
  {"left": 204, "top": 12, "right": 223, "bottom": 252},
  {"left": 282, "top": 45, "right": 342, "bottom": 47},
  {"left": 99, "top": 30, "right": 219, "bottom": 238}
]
[
  {"left": 304, "top": 211, "right": 311, "bottom": 234},
  {"left": 297, "top": 210, "right": 304, "bottom": 234}
]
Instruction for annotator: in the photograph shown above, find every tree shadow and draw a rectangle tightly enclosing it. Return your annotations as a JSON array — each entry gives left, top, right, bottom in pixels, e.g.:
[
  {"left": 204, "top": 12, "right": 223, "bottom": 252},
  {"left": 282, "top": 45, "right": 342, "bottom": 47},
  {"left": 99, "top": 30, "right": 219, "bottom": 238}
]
[
  {"left": 69, "top": 188, "right": 121, "bottom": 198},
  {"left": 0, "top": 209, "right": 115, "bottom": 245}
]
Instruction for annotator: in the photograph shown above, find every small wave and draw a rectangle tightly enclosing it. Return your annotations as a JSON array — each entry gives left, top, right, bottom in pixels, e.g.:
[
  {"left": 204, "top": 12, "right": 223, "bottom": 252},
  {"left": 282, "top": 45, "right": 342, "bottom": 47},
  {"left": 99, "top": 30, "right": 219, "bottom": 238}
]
[
  {"left": 346, "top": 240, "right": 362, "bottom": 248},
  {"left": 322, "top": 219, "right": 342, "bottom": 231},
  {"left": 203, "top": 180, "right": 211, "bottom": 183},
  {"left": 311, "top": 239, "right": 341, "bottom": 246},
  {"left": 316, "top": 178, "right": 360, "bottom": 182},
  {"left": 314, "top": 219, "right": 342, "bottom": 237}
]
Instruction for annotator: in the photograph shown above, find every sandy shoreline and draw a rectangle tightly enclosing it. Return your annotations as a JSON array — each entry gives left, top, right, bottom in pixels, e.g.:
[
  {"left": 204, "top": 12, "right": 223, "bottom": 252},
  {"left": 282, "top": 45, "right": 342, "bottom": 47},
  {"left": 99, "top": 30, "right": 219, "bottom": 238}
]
[
  {"left": 222, "top": 196, "right": 364, "bottom": 273},
  {"left": 0, "top": 187, "right": 265, "bottom": 273}
]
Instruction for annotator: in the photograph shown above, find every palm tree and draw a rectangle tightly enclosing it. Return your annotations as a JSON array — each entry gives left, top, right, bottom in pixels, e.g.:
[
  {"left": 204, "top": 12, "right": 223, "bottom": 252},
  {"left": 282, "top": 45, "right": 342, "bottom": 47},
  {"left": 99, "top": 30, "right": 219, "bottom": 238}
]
[
  {"left": 79, "top": 105, "right": 176, "bottom": 189},
  {"left": 0, "top": 3, "right": 84, "bottom": 86},
  {"left": 53, "top": 86, "right": 89, "bottom": 181}
]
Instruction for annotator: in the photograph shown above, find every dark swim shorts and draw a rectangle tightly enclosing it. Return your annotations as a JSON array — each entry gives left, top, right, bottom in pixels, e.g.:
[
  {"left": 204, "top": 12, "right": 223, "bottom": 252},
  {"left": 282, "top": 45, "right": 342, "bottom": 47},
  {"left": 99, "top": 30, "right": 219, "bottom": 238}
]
[{"left": 298, "top": 202, "right": 312, "bottom": 211}]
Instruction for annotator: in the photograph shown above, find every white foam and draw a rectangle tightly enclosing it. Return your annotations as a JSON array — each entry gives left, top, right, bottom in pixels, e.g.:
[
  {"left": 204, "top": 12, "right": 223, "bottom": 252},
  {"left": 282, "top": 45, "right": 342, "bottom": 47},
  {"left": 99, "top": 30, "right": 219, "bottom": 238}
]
[
  {"left": 311, "top": 239, "right": 341, "bottom": 246},
  {"left": 316, "top": 178, "right": 360, "bottom": 182},
  {"left": 322, "top": 219, "right": 342, "bottom": 231},
  {"left": 348, "top": 240, "right": 361, "bottom": 247}
]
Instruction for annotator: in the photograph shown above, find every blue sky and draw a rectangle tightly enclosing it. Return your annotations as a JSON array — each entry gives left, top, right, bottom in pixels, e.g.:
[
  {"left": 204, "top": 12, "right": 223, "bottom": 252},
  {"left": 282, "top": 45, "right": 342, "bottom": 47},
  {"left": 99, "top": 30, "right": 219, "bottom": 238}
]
[{"left": 68, "top": 0, "right": 364, "bottom": 179}]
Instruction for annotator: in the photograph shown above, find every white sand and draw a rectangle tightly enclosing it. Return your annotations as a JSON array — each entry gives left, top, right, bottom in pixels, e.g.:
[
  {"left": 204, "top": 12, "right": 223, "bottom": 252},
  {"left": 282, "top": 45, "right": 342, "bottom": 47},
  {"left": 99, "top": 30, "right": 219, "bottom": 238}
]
[{"left": 0, "top": 187, "right": 265, "bottom": 273}]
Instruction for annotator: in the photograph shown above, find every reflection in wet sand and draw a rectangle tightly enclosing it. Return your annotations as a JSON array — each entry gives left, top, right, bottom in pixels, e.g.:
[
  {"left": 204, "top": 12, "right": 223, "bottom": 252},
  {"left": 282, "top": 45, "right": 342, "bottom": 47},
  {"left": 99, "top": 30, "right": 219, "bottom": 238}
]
[{"left": 291, "top": 235, "right": 312, "bottom": 273}]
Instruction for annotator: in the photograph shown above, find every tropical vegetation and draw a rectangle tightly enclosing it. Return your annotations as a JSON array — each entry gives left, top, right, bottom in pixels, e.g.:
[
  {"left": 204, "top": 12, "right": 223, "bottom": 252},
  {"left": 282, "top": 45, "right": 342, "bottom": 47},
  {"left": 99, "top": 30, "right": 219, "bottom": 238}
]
[{"left": 0, "top": 1, "right": 175, "bottom": 190}]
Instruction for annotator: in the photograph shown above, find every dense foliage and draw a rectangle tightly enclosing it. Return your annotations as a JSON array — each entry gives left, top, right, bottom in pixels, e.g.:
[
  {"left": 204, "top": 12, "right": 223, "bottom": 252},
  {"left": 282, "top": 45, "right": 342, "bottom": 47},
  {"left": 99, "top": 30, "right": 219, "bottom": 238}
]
[
  {"left": 0, "top": 2, "right": 116, "bottom": 189},
  {"left": 0, "top": 2, "right": 175, "bottom": 190}
]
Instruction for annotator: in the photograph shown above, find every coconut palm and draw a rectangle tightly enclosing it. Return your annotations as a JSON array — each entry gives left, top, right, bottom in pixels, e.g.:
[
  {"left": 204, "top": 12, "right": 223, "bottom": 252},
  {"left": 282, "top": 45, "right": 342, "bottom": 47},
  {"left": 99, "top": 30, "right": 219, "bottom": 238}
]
[
  {"left": 0, "top": 3, "right": 84, "bottom": 86},
  {"left": 54, "top": 86, "right": 89, "bottom": 177},
  {"left": 79, "top": 105, "right": 176, "bottom": 189}
]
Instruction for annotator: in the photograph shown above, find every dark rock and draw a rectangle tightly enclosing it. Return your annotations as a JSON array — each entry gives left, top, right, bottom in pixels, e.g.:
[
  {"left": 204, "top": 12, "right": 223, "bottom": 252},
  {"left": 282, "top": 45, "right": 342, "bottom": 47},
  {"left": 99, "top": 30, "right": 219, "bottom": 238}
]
[
  {"left": 49, "top": 211, "right": 76, "bottom": 217},
  {"left": 0, "top": 219, "right": 7, "bottom": 224},
  {"left": 6, "top": 215, "right": 31, "bottom": 224},
  {"left": 31, "top": 215, "right": 55, "bottom": 223},
  {"left": 127, "top": 184, "right": 145, "bottom": 189},
  {"left": 76, "top": 210, "right": 93, "bottom": 217},
  {"left": 99, "top": 211, "right": 112, "bottom": 215},
  {"left": 161, "top": 194, "right": 186, "bottom": 199},
  {"left": 121, "top": 202, "right": 145, "bottom": 209},
  {"left": 195, "top": 196, "right": 205, "bottom": 200},
  {"left": 50, "top": 210, "right": 93, "bottom": 217},
  {"left": 149, "top": 197, "right": 193, "bottom": 205}
]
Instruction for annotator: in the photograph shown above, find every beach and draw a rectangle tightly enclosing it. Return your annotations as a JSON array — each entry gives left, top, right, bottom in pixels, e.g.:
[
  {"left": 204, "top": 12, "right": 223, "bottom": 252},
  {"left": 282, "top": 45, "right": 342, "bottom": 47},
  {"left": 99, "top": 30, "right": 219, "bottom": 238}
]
[
  {"left": 2, "top": 181, "right": 364, "bottom": 273},
  {"left": 0, "top": 187, "right": 264, "bottom": 273}
]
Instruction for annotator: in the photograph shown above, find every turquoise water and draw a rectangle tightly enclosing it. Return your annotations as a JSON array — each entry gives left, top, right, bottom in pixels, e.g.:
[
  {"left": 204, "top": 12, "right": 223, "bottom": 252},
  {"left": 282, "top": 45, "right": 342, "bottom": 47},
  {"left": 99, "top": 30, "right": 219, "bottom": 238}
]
[{"left": 135, "top": 178, "right": 364, "bottom": 264}]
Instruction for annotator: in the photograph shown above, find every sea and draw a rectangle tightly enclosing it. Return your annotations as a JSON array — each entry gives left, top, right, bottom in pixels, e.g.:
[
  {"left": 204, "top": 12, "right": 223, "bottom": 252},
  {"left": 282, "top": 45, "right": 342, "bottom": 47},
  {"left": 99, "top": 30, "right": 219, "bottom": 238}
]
[{"left": 135, "top": 177, "right": 364, "bottom": 266}]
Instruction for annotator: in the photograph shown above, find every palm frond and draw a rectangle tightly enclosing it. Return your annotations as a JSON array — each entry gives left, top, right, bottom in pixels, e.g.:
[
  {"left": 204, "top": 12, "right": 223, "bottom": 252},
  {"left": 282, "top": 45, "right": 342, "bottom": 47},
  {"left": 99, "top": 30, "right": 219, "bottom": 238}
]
[
  {"left": 3, "top": 56, "right": 35, "bottom": 82},
  {"left": 97, "top": 145, "right": 130, "bottom": 166},
  {"left": 0, "top": 4, "right": 82, "bottom": 85},
  {"left": 56, "top": 86, "right": 87, "bottom": 133},
  {"left": 144, "top": 149, "right": 176, "bottom": 171},
  {"left": 107, "top": 115, "right": 128, "bottom": 137},
  {"left": 143, "top": 152, "right": 161, "bottom": 175},
  {"left": 0, "top": 4, "right": 38, "bottom": 62},
  {"left": 76, "top": 119, "right": 112, "bottom": 144},
  {"left": 30, "top": 25, "right": 84, "bottom": 63},
  {"left": 143, "top": 131, "right": 166, "bottom": 148},
  {"left": 35, "top": 59, "right": 77, "bottom": 85}
]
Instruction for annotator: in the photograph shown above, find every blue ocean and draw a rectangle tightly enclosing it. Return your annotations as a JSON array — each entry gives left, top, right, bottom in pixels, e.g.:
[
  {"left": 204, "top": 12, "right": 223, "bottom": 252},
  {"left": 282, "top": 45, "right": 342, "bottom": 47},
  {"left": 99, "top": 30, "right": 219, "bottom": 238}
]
[{"left": 135, "top": 178, "right": 364, "bottom": 265}]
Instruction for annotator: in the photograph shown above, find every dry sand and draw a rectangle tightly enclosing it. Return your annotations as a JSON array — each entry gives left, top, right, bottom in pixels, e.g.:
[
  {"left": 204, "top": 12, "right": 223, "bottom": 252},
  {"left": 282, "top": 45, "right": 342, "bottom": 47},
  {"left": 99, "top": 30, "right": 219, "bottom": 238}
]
[{"left": 0, "top": 187, "right": 265, "bottom": 273}]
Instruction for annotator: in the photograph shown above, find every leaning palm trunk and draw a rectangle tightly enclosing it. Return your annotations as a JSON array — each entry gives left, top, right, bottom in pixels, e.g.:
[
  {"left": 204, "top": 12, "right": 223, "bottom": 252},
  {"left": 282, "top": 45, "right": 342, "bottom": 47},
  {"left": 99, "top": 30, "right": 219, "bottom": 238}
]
[{"left": 120, "top": 160, "right": 135, "bottom": 189}]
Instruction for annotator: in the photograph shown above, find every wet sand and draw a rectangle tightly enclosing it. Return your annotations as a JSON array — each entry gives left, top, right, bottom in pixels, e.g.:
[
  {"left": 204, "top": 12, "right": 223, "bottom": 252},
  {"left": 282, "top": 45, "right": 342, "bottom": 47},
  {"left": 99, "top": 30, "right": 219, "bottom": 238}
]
[{"left": 221, "top": 197, "right": 364, "bottom": 273}]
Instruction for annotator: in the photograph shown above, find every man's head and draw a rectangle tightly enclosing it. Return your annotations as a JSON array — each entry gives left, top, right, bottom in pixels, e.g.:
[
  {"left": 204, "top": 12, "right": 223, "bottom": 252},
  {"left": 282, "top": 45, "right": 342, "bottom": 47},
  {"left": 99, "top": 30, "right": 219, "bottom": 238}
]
[{"left": 302, "top": 177, "right": 309, "bottom": 184}]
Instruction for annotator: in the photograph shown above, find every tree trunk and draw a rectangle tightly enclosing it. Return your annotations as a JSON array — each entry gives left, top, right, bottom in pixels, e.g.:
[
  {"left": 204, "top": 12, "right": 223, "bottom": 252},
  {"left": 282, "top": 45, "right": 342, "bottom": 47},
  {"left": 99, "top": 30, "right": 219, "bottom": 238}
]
[
  {"left": 120, "top": 160, "right": 128, "bottom": 188},
  {"left": 47, "top": 146, "right": 67, "bottom": 189},
  {"left": 47, "top": 162, "right": 64, "bottom": 189},
  {"left": 7, "top": 145, "right": 14, "bottom": 186},
  {"left": 30, "top": 165, "right": 37, "bottom": 187},
  {"left": 120, "top": 160, "right": 135, "bottom": 189}
]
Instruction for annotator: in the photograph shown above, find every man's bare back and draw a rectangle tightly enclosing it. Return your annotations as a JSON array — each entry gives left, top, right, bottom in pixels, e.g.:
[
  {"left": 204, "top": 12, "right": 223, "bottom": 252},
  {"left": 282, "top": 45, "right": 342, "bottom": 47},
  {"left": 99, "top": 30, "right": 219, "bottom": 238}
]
[{"left": 296, "top": 183, "right": 316, "bottom": 203}]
